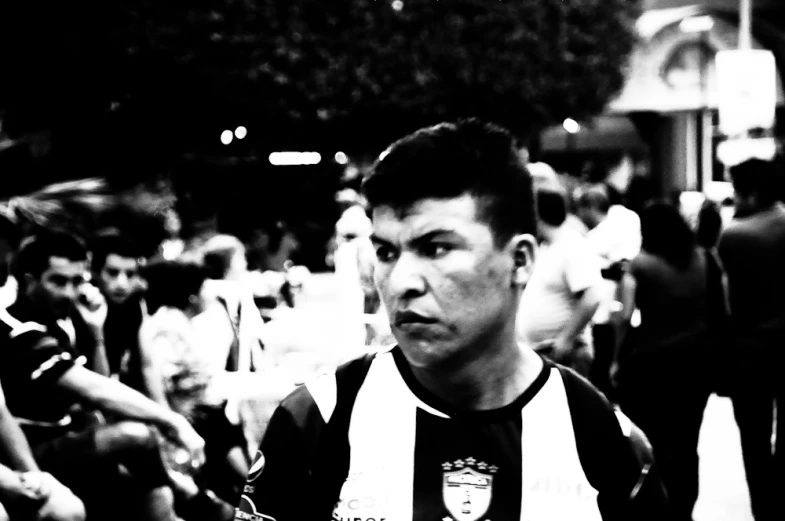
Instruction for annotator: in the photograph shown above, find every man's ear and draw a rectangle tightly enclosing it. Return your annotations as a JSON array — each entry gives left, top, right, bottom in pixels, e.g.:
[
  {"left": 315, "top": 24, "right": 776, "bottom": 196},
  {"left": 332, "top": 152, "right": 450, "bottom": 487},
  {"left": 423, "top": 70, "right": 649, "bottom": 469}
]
[{"left": 510, "top": 234, "right": 537, "bottom": 287}]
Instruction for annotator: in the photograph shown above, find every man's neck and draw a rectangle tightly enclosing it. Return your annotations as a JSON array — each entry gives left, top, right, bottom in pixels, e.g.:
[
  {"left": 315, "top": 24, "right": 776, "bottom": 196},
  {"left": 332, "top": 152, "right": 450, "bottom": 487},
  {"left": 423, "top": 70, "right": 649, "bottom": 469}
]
[{"left": 408, "top": 333, "right": 544, "bottom": 411}]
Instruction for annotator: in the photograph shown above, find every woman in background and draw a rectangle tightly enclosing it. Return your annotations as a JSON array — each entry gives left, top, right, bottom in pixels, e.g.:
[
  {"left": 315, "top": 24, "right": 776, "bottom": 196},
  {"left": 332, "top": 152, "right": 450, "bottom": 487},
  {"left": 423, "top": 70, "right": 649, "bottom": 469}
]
[
  {"left": 615, "top": 202, "right": 713, "bottom": 521},
  {"left": 140, "top": 260, "right": 246, "bottom": 514}
]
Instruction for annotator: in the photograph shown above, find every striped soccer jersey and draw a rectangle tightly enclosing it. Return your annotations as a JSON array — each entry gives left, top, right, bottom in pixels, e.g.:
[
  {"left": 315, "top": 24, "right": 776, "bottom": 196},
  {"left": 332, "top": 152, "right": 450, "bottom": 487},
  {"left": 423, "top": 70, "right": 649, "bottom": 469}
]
[{"left": 236, "top": 347, "right": 668, "bottom": 521}]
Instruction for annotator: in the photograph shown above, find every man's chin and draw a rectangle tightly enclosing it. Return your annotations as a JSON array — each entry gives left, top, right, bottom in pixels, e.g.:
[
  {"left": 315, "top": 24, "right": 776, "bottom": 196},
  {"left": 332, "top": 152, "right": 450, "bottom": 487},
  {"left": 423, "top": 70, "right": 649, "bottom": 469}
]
[{"left": 108, "top": 293, "right": 130, "bottom": 305}]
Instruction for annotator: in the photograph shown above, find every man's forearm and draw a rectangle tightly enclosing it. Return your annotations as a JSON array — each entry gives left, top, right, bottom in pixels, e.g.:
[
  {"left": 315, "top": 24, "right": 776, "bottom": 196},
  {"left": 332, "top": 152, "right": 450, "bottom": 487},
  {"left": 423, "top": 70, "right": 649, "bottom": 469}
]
[
  {"left": 90, "top": 332, "right": 111, "bottom": 377},
  {"left": 59, "top": 366, "right": 180, "bottom": 432},
  {"left": 0, "top": 409, "right": 39, "bottom": 472}
]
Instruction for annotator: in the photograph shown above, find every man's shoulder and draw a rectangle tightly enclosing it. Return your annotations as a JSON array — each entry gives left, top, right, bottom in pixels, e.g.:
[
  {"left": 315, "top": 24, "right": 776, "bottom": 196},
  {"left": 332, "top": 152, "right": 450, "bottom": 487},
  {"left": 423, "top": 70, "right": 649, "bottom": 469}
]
[
  {"left": 556, "top": 365, "right": 616, "bottom": 416},
  {"left": 278, "top": 350, "right": 383, "bottom": 424},
  {"left": 0, "top": 305, "right": 49, "bottom": 340}
]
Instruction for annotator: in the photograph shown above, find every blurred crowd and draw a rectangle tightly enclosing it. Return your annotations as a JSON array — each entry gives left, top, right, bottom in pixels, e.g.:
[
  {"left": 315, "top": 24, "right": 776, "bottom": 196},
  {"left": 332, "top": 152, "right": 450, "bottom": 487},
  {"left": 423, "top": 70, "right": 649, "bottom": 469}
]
[
  {"left": 0, "top": 188, "right": 314, "bottom": 521},
  {"left": 0, "top": 152, "right": 784, "bottom": 521}
]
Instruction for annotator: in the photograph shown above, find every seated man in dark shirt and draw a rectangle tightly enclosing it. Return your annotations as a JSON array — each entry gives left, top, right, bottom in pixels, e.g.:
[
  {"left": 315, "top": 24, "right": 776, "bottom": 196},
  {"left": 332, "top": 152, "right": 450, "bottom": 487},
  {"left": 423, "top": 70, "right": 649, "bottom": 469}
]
[
  {"left": 0, "top": 232, "right": 213, "bottom": 521},
  {"left": 90, "top": 231, "right": 165, "bottom": 401}
]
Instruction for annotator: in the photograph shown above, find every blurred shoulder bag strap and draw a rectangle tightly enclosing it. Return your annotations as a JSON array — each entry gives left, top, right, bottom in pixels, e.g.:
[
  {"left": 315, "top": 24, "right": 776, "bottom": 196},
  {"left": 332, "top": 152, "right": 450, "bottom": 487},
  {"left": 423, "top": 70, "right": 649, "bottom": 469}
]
[{"left": 216, "top": 295, "right": 241, "bottom": 372}]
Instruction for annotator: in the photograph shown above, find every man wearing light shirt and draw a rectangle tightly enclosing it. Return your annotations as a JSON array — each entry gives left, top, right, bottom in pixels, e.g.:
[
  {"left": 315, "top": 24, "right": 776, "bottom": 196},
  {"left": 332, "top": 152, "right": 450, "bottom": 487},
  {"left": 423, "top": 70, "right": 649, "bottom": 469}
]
[{"left": 575, "top": 184, "right": 641, "bottom": 397}]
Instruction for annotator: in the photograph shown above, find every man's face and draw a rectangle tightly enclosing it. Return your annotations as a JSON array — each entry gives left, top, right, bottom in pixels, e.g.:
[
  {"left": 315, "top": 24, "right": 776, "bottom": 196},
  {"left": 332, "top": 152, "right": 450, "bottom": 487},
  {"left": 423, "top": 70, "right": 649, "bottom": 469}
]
[
  {"left": 98, "top": 253, "right": 141, "bottom": 305},
  {"left": 371, "top": 195, "right": 523, "bottom": 369},
  {"left": 27, "top": 256, "right": 87, "bottom": 319}
]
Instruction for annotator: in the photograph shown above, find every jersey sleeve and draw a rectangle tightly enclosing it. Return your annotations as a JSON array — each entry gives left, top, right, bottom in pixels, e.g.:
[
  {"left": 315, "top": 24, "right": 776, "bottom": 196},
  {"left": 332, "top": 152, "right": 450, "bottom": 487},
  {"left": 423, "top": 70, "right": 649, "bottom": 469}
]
[
  {"left": 9, "top": 326, "right": 86, "bottom": 385},
  {"left": 559, "top": 367, "right": 671, "bottom": 521},
  {"left": 235, "top": 385, "right": 326, "bottom": 521}
]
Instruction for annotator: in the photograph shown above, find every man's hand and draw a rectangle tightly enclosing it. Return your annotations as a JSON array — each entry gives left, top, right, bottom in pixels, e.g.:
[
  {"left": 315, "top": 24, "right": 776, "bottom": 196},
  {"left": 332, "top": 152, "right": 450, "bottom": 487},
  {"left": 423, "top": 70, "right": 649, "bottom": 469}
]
[
  {"left": 76, "top": 283, "right": 108, "bottom": 330},
  {"left": 163, "top": 415, "right": 206, "bottom": 472}
]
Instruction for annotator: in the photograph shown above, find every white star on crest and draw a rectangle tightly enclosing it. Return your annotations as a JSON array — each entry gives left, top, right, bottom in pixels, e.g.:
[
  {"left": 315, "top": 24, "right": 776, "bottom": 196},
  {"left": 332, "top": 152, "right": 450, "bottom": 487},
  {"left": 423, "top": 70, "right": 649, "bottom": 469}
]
[
  {"left": 454, "top": 459, "right": 465, "bottom": 468},
  {"left": 489, "top": 465, "right": 499, "bottom": 473},
  {"left": 442, "top": 462, "right": 453, "bottom": 470},
  {"left": 465, "top": 457, "right": 477, "bottom": 466},
  {"left": 477, "top": 461, "right": 488, "bottom": 470}
]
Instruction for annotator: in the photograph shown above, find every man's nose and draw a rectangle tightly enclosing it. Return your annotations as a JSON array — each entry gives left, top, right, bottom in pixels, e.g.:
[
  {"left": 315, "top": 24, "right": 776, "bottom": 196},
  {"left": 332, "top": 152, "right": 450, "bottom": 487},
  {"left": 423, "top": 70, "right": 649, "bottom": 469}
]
[
  {"left": 116, "top": 273, "right": 131, "bottom": 288},
  {"left": 62, "top": 283, "right": 80, "bottom": 301},
  {"left": 386, "top": 252, "right": 427, "bottom": 300}
]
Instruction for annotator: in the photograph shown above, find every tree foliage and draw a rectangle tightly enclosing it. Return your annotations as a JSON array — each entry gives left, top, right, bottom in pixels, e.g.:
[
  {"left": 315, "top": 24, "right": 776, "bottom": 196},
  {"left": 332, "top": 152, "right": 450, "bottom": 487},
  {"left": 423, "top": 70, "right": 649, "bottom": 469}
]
[{"left": 3, "top": 0, "right": 640, "bottom": 157}]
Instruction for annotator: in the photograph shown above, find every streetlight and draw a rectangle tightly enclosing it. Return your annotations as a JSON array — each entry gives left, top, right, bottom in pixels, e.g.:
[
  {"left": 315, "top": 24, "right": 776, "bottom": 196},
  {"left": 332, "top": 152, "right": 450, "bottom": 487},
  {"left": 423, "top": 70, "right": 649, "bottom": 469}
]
[
  {"left": 220, "top": 130, "right": 233, "bottom": 145},
  {"left": 563, "top": 118, "right": 580, "bottom": 154},
  {"left": 563, "top": 118, "right": 581, "bottom": 134},
  {"left": 334, "top": 151, "right": 348, "bottom": 164},
  {"left": 235, "top": 126, "right": 247, "bottom": 139}
]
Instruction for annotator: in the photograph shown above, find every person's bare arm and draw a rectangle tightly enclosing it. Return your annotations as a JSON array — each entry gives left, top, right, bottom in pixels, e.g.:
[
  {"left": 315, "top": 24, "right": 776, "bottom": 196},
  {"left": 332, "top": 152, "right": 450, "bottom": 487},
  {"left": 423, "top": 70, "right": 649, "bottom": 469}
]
[
  {"left": 57, "top": 365, "right": 204, "bottom": 465},
  {"left": 0, "top": 383, "right": 38, "bottom": 472},
  {"left": 136, "top": 323, "right": 170, "bottom": 406}
]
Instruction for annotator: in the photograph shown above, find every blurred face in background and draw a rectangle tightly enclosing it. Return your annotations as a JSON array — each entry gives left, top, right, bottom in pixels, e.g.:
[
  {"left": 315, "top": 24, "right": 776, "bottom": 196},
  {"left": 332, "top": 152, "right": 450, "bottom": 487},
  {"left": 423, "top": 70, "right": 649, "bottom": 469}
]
[
  {"left": 98, "top": 254, "right": 142, "bottom": 305},
  {"left": 26, "top": 256, "right": 87, "bottom": 319}
]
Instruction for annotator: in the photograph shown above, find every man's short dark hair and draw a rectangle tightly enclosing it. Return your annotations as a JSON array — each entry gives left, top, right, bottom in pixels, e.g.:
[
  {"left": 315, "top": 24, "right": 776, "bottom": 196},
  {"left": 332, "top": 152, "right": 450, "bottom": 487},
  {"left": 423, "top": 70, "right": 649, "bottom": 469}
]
[
  {"left": 729, "top": 158, "right": 781, "bottom": 206},
  {"left": 362, "top": 119, "right": 537, "bottom": 245},
  {"left": 141, "top": 260, "right": 208, "bottom": 314},
  {"left": 90, "top": 231, "right": 142, "bottom": 273},
  {"left": 13, "top": 231, "right": 88, "bottom": 282},
  {"left": 536, "top": 189, "right": 568, "bottom": 227}
]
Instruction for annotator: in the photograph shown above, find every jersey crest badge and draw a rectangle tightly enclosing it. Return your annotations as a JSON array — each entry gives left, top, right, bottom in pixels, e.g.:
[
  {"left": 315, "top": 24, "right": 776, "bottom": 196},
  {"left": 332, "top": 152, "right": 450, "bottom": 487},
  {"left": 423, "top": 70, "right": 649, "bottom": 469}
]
[{"left": 442, "top": 457, "right": 497, "bottom": 521}]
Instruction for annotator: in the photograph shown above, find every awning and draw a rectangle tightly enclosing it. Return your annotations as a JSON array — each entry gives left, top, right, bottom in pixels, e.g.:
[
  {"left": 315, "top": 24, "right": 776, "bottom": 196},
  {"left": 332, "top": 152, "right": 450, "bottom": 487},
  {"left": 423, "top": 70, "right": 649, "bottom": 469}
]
[{"left": 540, "top": 116, "right": 647, "bottom": 152}]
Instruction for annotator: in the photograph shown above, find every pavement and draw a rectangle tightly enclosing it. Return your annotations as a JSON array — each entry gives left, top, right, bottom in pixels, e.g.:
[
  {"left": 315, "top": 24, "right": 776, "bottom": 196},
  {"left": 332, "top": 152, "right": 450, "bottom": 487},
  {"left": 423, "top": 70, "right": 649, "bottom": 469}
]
[{"left": 695, "top": 395, "right": 754, "bottom": 521}]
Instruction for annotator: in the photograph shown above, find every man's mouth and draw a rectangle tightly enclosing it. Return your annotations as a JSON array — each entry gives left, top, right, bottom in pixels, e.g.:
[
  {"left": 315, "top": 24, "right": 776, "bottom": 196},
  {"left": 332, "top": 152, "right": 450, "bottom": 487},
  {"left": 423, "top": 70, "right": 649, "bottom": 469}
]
[{"left": 393, "top": 310, "right": 438, "bottom": 327}]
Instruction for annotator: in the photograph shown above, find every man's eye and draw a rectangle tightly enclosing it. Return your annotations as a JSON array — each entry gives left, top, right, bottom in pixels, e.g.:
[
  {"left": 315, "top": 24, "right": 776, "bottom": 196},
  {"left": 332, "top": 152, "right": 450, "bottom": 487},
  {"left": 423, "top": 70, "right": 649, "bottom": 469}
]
[
  {"left": 374, "top": 246, "right": 396, "bottom": 263},
  {"left": 422, "top": 243, "right": 451, "bottom": 258}
]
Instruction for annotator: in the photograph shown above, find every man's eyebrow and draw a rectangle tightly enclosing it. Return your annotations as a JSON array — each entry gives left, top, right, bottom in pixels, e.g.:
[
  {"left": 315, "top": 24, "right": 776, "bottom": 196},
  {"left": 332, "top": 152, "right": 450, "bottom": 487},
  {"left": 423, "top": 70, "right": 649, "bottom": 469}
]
[
  {"left": 370, "top": 234, "right": 391, "bottom": 246},
  {"left": 411, "top": 230, "right": 459, "bottom": 243},
  {"left": 371, "top": 229, "right": 459, "bottom": 246}
]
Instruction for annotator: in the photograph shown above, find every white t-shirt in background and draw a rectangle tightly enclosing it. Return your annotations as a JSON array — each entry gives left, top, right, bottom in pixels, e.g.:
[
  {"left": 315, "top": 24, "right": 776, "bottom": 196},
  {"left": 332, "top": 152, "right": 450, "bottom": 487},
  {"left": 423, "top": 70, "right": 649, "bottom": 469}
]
[{"left": 517, "top": 226, "right": 603, "bottom": 349}]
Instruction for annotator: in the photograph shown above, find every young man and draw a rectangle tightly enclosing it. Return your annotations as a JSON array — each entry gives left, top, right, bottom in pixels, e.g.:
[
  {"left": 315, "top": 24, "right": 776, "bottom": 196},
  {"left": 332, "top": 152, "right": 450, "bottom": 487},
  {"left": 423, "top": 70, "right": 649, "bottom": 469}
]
[
  {"left": 718, "top": 157, "right": 785, "bottom": 521},
  {"left": 517, "top": 188, "right": 602, "bottom": 378},
  {"left": 1, "top": 232, "right": 206, "bottom": 521},
  {"left": 235, "top": 120, "right": 669, "bottom": 521},
  {"left": 91, "top": 232, "right": 164, "bottom": 400},
  {"left": 10, "top": 232, "right": 110, "bottom": 377}
]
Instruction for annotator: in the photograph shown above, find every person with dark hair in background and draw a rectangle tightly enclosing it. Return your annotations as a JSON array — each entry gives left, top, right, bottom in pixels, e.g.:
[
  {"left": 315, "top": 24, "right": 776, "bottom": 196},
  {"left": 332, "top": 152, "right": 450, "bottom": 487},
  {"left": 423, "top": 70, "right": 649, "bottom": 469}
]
[
  {"left": 0, "top": 233, "right": 206, "bottom": 521},
  {"left": 91, "top": 231, "right": 162, "bottom": 401},
  {"left": 574, "top": 183, "right": 641, "bottom": 401},
  {"left": 718, "top": 157, "right": 785, "bottom": 521},
  {"left": 517, "top": 188, "right": 602, "bottom": 377},
  {"left": 614, "top": 202, "right": 712, "bottom": 521},
  {"left": 10, "top": 232, "right": 110, "bottom": 376},
  {"left": 235, "top": 119, "right": 669, "bottom": 521},
  {"left": 140, "top": 260, "right": 246, "bottom": 515}
]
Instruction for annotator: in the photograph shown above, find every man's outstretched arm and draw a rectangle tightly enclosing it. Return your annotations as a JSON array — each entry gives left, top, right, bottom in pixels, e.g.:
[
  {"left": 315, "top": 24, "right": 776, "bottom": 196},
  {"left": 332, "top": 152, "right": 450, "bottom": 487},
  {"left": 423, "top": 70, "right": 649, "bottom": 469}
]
[{"left": 57, "top": 365, "right": 204, "bottom": 466}]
